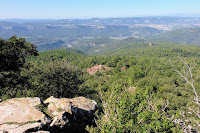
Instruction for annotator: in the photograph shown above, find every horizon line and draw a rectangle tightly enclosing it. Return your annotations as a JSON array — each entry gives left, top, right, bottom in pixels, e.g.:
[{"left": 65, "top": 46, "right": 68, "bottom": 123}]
[{"left": 1, "top": 15, "right": 200, "bottom": 20}]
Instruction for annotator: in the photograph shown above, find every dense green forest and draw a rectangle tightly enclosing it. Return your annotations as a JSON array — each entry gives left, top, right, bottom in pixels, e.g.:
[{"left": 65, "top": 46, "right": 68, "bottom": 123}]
[
  {"left": 71, "top": 37, "right": 200, "bottom": 57},
  {"left": 71, "top": 37, "right": 144, "bottom": 55},
  {"left": 1, "top": 36, "right": 200, "bottom": 132}
]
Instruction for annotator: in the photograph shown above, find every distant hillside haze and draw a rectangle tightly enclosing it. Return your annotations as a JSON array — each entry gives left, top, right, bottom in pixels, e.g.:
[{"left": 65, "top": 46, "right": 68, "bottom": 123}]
[
  {"left": 149, "top": 27, "right": 200, "bottom": 45},
  {"left": 1, "top": 17, "right": 200, "bottom": 51},
  {"left": 1, "top": 17, "right": 200, "bottom": 25},
  {"left": 71, "top": 37, "right": 144, "bottom": 55}
]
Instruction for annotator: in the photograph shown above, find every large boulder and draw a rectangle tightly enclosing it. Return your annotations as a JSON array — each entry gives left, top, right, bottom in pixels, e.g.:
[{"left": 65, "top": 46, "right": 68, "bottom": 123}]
[
  {"left": 0, "top": 96, "right": 98, "bottom": 133},
  {"left": 0, "top": 122, "right": 43, "bottom": 133},
  {"left": 44, "top": 96, "right": 97, "bottom": 112},
  {"left": 0, "top": 97, "right": 49, "bottom": 133},
  {"left": 44, "top": 96, "right": 97, "bottom": 131}
]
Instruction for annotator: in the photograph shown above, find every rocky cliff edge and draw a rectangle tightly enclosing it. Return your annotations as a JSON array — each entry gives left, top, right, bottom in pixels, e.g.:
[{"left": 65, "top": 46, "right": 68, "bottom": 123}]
[{"left": 0, "top": 96, "right": 97, "bottom": 133}]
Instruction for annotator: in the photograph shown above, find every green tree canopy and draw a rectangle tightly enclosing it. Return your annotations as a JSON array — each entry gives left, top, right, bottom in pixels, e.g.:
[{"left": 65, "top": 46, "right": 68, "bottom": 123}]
[
  {"left": 0, "top": 36, "right": 38, "bottom": 100},
  {"left": 0, "top": 35, "right": 38, "bottom": 72}
]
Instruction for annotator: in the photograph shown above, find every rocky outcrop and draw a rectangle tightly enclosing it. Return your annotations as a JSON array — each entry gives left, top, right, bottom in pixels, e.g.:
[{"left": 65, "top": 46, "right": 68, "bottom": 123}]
[
  {"left": 44, "top": 96, "right": 97, "bottom": 132},
  {"left": 0, "top": 122, "right": 43, "bottom": 133},
  {"left": 87, "top": 65, "right": 111, "bottom": 75},
  {"left": 0, "top": 97, "right": 50, "bottom": 133},
  {"left": 0, "top": 97, "right": 47, "bottom": 124},
  {"left": 0, "top": 96, "right": 97, "bottom": 133}
]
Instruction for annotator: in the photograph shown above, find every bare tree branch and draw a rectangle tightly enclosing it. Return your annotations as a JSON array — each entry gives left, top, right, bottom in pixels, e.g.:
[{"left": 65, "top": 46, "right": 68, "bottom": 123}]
[
  {"left": 172, "top": 57, "right": 200, "bottom": 118},
  {"left": 188, "top": 107, "right": 200, "bottom": 118}
]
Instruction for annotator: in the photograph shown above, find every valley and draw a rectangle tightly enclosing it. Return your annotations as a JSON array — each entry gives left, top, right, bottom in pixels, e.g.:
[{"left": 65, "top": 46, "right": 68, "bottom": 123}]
[
  {"left": 1, "top": 17, "right": 200, "bottom": 52},
  {"left": 1, "top": 16, "right": 200, "bottom": 132}
]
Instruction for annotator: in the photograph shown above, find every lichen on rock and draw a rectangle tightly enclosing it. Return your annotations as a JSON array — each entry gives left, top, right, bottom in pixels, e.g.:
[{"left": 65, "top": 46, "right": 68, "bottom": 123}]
[{"left": 0, "top": 96, "right": 98, "bottom": 133}]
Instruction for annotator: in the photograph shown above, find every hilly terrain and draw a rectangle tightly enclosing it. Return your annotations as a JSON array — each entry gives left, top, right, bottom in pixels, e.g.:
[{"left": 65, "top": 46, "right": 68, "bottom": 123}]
[
  {"left": 26, "top": 40, "right": 200, "bottom": 132},
  {"left": 0, "top": 20, "right": 162, "bottom": 51},
  {"left": 2, "top": 0, "right": 200, "bottom": 131},
  {"left": 149, "top": 27, "right": 200, "bottom": 45},
  {"left": 69, "top": 36, "right": 200, "bottom": 57},
  {"left": 2, "top": 17, "right": 200, "bottom": 132},
  {"left": 71, "top": 37, "right": 144, "bottom": 55},
  {"left": 103, "top": 40, "right": 200, "bottom": 57},
  {"left": 1, "top": 17, "right": 200, "bottom": 51}
]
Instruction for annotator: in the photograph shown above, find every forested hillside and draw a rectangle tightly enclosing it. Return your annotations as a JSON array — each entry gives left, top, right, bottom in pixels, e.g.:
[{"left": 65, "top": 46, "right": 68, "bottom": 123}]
[
  {"left": 2, "top": 36, "right": 200, "bottom": 132},
  {"left": 71, "top": 37, "right": 144, "bottom": 55},
  {"left": 71, "top": 37, "right": 200, "bottom": 57},
  {"left": 104, "top": 40, "right": 200, "bottom": 57},
  {"left": 149, "top": 27, "right": 200, "bottom": 45}
]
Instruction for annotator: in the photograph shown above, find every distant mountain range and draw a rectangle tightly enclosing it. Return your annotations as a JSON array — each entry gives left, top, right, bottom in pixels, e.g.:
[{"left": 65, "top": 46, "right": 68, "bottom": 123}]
[
  {"left": 1, "top": 17, "right": 200, "bottom": 25},
  {"left": 1, "top": 17, "right": 200, "bottom": 51}
]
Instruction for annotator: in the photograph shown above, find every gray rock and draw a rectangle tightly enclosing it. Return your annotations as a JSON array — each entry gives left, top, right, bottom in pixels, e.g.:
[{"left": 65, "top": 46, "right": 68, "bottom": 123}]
[
  {"left": 44, "top": 96, "right": 97, "bottom": 128},
  {"left": 0, "top": 122, "right": 42, "bottom": 133},
  {"left": 0, "top": 96, "right": 97, "bottom": 132},
  {"left": 0, "top": 97, "right": 50, "bottom": 133}
]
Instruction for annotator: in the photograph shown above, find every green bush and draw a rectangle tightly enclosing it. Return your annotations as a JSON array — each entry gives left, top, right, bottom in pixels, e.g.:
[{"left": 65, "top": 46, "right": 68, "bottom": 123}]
[{"left": 87, "top": 85, "right": 180, "bottom": 133}]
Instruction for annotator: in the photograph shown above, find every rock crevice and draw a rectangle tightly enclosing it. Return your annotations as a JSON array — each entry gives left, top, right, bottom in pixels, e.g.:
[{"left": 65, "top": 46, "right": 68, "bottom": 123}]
[{"left": 0, "top": 96, "right": 97, "bottom": 133}]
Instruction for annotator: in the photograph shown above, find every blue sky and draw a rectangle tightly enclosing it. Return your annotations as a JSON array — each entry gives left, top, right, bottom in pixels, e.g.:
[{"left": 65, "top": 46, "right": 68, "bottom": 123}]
[{"left": 1, "top": 0, "right": 200, "bottom": 19}]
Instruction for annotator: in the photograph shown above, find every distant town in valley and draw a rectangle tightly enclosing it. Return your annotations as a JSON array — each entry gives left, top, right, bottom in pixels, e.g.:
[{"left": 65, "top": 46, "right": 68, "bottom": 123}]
[{"left": 1, "top": 17, "right": 200, "bottom": 52}]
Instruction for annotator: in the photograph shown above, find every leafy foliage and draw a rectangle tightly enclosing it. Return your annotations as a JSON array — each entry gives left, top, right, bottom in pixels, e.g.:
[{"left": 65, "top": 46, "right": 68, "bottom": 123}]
[
  {"left": 0, "top": 35, "right": 38, "bottom": 71},
  {"left": 21, "top": 61, "right": 83, "bottom": 99},
  {"left": 0, "top": 37, "right": 84, "bottom": 100},
  {"left": 0, "top": 36, "right": 38, "bottom": 100},
  {"left": 87, "top": 86, "right": 180, "bottom": 132}
]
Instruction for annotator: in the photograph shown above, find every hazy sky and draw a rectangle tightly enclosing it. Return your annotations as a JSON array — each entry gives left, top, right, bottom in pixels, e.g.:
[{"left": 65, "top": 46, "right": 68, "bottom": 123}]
[{"left": 1, "top": 0, "right": 200, "bottom": 19}]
